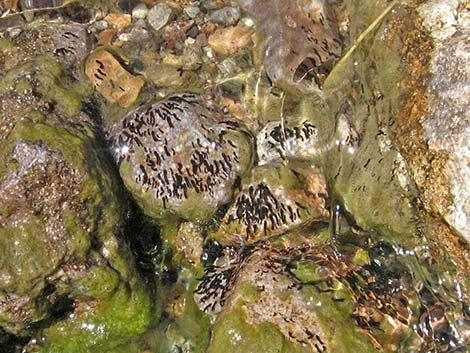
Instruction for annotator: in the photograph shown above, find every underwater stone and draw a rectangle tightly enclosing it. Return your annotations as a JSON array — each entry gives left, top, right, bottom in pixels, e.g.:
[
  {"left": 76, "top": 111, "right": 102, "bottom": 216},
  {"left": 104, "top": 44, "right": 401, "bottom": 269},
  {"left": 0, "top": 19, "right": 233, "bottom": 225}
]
[
  {"left": 208, "top": 23, "right": 253, "bottom": 56},
  {"left": 0, "top": 51, "right": 153, "bottom": 350},
  {"left": 239, "top": 0, "right": 342, "bottom": 87},
  {"left": 110, "top": 92, "right": 254, "bottom": 222},
  {"left": 147, "top": 2, "right": 173, "bottom": 32},
  {"left": 200, "top": 232, "right": 420, "bottom": 353},
  {"left": 210, "top": 6, "right": 241, "bottom": 26},
  {"left": 132, "top": 3, "right": 148, "bottom": 20},
  {"left": 209, "top": 164, "right": 328, "bottom": 246},
  {"left": 85, "top": 49, "right": 145, "bottom": 108}
]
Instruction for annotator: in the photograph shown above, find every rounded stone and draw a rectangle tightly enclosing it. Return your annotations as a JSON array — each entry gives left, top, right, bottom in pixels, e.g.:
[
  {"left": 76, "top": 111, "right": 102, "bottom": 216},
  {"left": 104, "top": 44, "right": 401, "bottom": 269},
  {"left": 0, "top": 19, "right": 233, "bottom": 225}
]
[
  {"left": 132, "top": 3, "right": 149, "bottom": 19},
  {"left": 184, "top": 5, "right": 200, "bottom": 19},
  {"left": 210, "top": 6, "right": 241, "bottom": 26},
  {"left": 147, "top": 2, "right": 173, "bottom": 32},
  {"left": 110, "top": 92, "right": 254, "bottom": 222}
]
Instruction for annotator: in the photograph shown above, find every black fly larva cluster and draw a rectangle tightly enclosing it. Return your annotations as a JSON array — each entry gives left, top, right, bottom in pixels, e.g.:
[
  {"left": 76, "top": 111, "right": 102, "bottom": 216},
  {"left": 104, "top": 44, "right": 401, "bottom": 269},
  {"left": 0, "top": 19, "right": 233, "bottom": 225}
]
[
  {"left": 194, "top": 246, "right": 242, "bottom": 314},
  {"left": 257, "top": 120, "right": 318, "bottom": 164},
  {"left": 111, "top": 93, "right": 248, "bottom": 209},
  {"left": 226, "top": 182, "right": 301, "bottom": 239}
]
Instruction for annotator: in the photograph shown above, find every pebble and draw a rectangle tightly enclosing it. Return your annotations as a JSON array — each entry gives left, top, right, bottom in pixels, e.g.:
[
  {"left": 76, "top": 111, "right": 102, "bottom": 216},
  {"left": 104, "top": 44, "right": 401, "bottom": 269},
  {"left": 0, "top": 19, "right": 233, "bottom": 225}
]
[
  {"left": 94, "top": 20, "right": 109, "bottom": 31},
  {"left": 8, "top": 28, "right": 22, "bottom": 39},
  {"left": 184, "top": 6, "right": 200, "bottom": 19},
  {"left": 241, "top": 17, "right": 255, "bottom": 28},
  {"left": 208, "top": 23, "right": 252, "bottom": 56},
  {"left": 210, "top": 6, "right": 241, "bottom": 26},
  {"left": 132, "top": 3, "right": 148, "bottom": 20},
  {"left": 148, "top": 3, "right": 173, "bottom": 32}
]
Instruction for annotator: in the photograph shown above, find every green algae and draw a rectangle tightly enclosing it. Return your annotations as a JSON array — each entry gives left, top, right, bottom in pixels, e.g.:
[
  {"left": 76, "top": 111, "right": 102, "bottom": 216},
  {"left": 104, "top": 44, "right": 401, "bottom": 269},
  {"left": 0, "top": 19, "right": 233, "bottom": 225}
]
[
  {"left": 208, "top": 304, "right": 310, "bottom": 353},
  {"left": 37, "top": 282, "right": 152, "bottom": 353}
]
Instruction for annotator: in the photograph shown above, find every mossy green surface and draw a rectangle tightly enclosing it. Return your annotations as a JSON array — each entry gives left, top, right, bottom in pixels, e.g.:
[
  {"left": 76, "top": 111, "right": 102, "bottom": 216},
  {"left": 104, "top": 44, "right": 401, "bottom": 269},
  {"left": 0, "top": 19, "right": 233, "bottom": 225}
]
[
  {"left": 0, "top": 54, "right": 156, "bottom": 344},
  {"left": 37, "top": 283, "right": 152, "bottom": 353},
  {"left": 208, "top": 304, "right": 310, "bottom": 353}
]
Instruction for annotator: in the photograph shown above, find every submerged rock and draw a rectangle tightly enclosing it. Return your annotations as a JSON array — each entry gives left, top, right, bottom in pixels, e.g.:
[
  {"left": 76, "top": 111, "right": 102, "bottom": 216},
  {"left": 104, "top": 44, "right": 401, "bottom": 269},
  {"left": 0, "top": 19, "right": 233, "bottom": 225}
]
[
  {"left": 110, "top": 92, "right": 254, "bottom": 222},
  {"left": 239, "top": 0, "right": 342, "bottom": 87},
  {"left": 0, "top": 33, "right": 153, "bottom": 351},
  {"left": 85, "top": 49, "right": 145, "bottom": 108},
  {"left": 209, "top": 163, "right": 328, "bottom": 246},
  {"left": 147, "top": 2, "right": 173, "bottom": 32},
  {"left": 197, "top": 229, "right": 431, "bottom": 353},
  {"left": 257, "top": 119, "right": 319, "bottom": 165}
]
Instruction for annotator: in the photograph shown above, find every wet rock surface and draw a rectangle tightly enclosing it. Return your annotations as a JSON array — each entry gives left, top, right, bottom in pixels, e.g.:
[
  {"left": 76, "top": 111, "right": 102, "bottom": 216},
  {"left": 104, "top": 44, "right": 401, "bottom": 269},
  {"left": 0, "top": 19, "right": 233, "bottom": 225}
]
[
  {"left": 0, "top": 1, "right": 470, "bottom": 353},
  {"left": 110, "top": 92, "right": 253, "bottom": 222}
]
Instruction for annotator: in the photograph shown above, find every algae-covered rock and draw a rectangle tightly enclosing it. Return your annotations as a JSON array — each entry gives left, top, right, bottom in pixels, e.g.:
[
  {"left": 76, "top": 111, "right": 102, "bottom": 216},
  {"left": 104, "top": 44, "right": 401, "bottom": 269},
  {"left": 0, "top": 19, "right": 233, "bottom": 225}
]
[
  {"left": 208, "top": 163, "right": 328, "bottom": 246},
  {"left": 324, "top": 0, "right": 470, "bottom": 262},
  {"left": 200, "top": 229, "right": 424, "bottom": 353},
  {"left": 0, "top": 48, "right": 153, "bottom": 351},
  {"left": 0, "top": 21, "right": 91, "bottom": 78},
  {"left": 110, "top": 92, "right": 254, "bottom": 222}
]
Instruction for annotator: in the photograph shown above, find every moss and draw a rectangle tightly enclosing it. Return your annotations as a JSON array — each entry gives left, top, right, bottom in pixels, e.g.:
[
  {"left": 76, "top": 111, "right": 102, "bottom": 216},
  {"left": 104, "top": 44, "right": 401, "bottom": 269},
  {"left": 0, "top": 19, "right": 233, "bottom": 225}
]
[
  {"left": 300, "top": 286, "right": 378, "bottom": 353},
  {"left": 0, "top": 37, "right": 13, "bottom": 53},
  {"left": 208, "top": 304, "right": 310, "bottom": 353},
  {"left": 290, "top": 261, "right": 329, "bottom": 283},
  {"left": 38, "top": 282, "right": 152, "bottom": 353},
  {"left": 72, "top": 265, "right": 121, "bottom": 299}
]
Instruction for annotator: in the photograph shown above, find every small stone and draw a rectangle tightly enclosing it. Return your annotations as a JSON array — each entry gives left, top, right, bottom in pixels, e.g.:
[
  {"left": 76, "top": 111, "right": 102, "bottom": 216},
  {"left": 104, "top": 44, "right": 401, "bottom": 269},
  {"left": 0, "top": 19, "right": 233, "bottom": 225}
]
[
  {"left": 241, "top": 16, "right": 254, "bottom": 28},
  {"left": 201, "top": 0, "right": 220, "bottom": 11},
  {"left": 94, "top": 20, "right": 109, "bottom": 31},
  {"left": 8, "top": 27, "right": 22, "bottom": 38},
  {"left": 208, "top": 23, "right": 252, "bottom": 56},
  {"left": 118, "top": 32, "right": 130, "bottom": 42},
  {"left": 132, "top": 3, "right": 148, "bottom": 19},
  {"left": 145, "top": 64, "right": 184, "bottom": 87},
  {"left": 187, "top": 24, "right": 199, "bottom": 38},
  {"left": 147, "top": 2, "right": 173, "bottom": 32},
  {"left": 97, "top": 29, "right": 115, "bottom": 46},
  {"left": 184, "top": 5, "right": 200, "bottom": 19},
  {"left": 210, "top": 6, "right": 240, "bottom": 26},
  {"left": 85, "top": 50, "right": 144, "bottom": 108},
  {"left": 104, "top": 13, "right": 132, "bottom": 31}
]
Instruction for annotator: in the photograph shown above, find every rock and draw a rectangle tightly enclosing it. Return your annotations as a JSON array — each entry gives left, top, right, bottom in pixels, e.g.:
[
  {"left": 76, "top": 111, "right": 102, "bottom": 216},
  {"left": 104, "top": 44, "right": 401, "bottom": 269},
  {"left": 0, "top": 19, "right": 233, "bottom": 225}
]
[
  {"left": 239, "top": 0, "right": 342, "bottom": 87},
  {"left": 104, "top": 13, "right": 132, "bottom": 31},
  {"left": 411, "top": 1, "right": 470, "bottom": 243},
  {"left": 184, "top": 5, "right": 200, "bottom": 19},
  {"left": 0, "top": 22, "right": 91, "bottom": 79},
  {"left": 174, "top": 222, "right": 204, "bottom": 266},
  {"left": 132, "top": 3, "right": 148, "bottom": 19},
  {"left": 197, "top": 231, "right": 424, "bottom": 352},
  {"left": 147, "top": 2, "right": 173, "bottom": 32},
  {"left": 93, "top": 19, "right": 109, "bottom": 31},
  {"left": 324, "top": 0, "right": 470, "bottom": 259},
  {"left": 0, "top": 55, "right": 153, "bottom": 351},
  {"left": 209, "top": 163, "right": 328, "bottom": 246},
  {"left": 85, "top": 49, "right": 145, "bottom": 108},
  {"left": 110, "top": 93, "right": 254, "bottom": 222},
  {"left": 97, "top": 28, "right": 115, "bottom": 45},
  {"left": 208, "top": 23, "right": 252, "bottom": 56},
  {"left": 145, "top": 63, "right": 184, "bottom": 87},
  {"left": 210, "top": 6, "right": 240, "bottom": 26}
]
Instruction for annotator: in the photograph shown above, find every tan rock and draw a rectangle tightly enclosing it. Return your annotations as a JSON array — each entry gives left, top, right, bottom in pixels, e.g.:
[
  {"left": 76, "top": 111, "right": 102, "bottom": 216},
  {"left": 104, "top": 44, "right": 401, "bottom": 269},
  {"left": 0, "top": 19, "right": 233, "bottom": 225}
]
[
  {"left": 208, "top": 23, "right": 252, "bottom": 56},
  {"left": 85, "top": 50, "right": 144, "bottom": 108},
  {"left": 104, "top": 13, "right": 132, "bottom": 31},
  {"left": 97, "top": 29, "right": 115, "bottom": 46}
]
